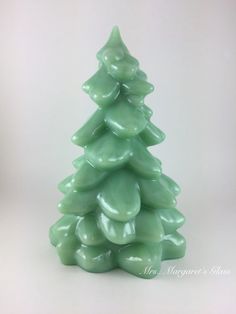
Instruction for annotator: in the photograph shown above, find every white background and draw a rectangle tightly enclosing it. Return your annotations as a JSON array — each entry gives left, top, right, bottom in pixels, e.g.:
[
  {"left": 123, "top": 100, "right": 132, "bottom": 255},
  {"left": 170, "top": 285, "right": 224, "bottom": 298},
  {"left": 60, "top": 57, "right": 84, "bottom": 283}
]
[{"left": 1, "top": 0, "right": 236, "bottom": 313}]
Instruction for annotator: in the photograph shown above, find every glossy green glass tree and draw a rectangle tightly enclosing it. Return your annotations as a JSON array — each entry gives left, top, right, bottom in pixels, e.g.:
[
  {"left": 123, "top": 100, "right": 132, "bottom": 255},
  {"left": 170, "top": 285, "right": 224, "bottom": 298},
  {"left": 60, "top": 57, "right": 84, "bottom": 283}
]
[{"left": 49, "top": 27, "right": 186, "bottom": 279}]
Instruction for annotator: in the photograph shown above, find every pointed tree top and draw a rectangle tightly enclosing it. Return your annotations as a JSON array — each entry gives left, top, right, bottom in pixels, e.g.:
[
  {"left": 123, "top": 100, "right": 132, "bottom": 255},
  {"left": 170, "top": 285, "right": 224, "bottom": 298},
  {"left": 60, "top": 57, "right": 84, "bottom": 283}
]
[
  {"left": 96, "top": 26, "right": 129, "bottom": 64},
  {"left": 107, "top": 26, "right": 122, "bottom": 46},
  {"left": 104, "top": 26, "right": 128, "bottom": 51}
]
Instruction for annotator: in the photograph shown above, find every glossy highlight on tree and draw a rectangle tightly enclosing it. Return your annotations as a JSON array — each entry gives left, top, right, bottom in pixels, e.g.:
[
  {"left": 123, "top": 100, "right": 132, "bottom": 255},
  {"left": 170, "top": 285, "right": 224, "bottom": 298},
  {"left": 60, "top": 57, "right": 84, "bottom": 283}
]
[{"left": 49, "top": 26, "right": 186, "bottom": 279}]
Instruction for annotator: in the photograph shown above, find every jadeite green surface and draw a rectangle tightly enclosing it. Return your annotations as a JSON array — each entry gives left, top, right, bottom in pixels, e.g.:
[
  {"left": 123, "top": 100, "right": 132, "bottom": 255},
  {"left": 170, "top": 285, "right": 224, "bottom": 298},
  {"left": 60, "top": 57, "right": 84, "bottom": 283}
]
[{"left": 49, "top": 27, "right": 186, "bottom": 279}]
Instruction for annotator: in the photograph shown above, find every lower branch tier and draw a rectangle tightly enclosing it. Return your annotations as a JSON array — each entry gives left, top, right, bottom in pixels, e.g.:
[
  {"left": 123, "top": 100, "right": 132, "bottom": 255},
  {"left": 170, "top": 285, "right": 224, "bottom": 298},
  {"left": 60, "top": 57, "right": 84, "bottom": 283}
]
[{"left": 49, "top": 216, "right": 186, "bottom": 279}]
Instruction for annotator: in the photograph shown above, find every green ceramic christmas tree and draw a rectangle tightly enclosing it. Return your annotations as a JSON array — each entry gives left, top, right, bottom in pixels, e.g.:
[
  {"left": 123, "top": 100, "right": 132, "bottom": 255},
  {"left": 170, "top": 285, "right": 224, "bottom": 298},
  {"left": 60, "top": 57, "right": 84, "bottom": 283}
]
[{"left": 49, "top": 27, "right": 186, "bottom": 279}]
